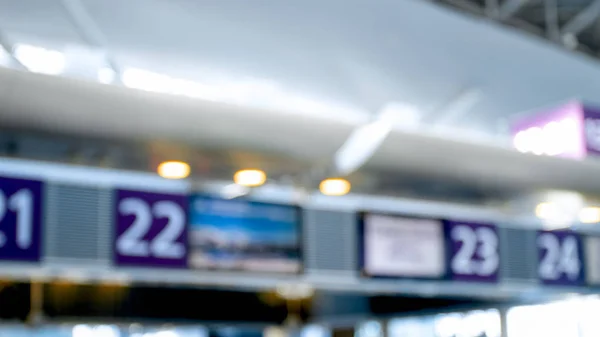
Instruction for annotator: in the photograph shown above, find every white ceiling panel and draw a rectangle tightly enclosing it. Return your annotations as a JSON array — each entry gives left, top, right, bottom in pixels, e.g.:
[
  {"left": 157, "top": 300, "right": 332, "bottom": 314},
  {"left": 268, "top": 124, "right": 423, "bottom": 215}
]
[
  {"left": 76, "top": 0, "right": 600, "bottom": 130},
  {"left": 3, "top": 0, "right": 600, "bottom": 181},
  {"left": 0, "top": 0, "right": 82, "bottom": 43}
]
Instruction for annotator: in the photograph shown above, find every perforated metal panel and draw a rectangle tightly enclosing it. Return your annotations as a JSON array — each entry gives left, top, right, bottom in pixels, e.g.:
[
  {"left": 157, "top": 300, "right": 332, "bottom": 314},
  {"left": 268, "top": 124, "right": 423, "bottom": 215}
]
[
  {"left": 499, "top": 227, "right": 537, "bottom": 281},
  {"left": 303, "top": 209, "right": 357, "bottom": 271},
  {"left": 44, "top": 183, "right": 112, "bottom": 262}
]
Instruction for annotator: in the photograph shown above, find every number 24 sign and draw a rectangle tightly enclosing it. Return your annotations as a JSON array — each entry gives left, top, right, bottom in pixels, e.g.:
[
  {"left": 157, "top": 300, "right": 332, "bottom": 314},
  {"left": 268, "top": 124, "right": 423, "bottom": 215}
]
[
  {"left": 537, "top": 230, "right": 584, "bottom": 285},
  {"left": 114, "top": 189, "right": 188, "bottom": 268}
]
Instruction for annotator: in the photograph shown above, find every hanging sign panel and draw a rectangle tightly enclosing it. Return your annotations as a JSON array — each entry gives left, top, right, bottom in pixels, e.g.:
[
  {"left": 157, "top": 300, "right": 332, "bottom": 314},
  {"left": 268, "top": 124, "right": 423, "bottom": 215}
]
[
  {"left": 113, "top": 189, "right": 188, "bottom": 268},
  {"left": 360, "top": 213, "right": 500, "bottom": 283},
  {"left": 536, "top": 230, "right": 584, "bottom": 286},
  {"left": 0, "top": 176, "right": 42, "bottom": 262},
  {"left": 360, "top": 213, "right": 446, "bottom": 279},
  {"left": 188, "top": 195, "right": 302, "bottom": 273},
  {"left": 445, "top": 221, "right": 500, "bottom": 283}
]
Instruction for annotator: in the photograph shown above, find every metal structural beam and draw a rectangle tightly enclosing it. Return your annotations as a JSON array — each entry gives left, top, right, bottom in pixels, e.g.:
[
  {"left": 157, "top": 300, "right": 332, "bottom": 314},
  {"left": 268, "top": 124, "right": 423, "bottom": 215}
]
[
  {"left": 485, "top": 0, "right": 500, "bottom": 18},
  {"left": 499, "top": 0, "right": 529, "bottom": 20},
  {"left": 544, "top": 0, "right": 560, "bottom": 42},
  {"left": 562, "top": 0, "right": 600, "bottom": 36},
  {"left": 431, "top": 88, "right": 483, "bottom": 128},
  {"left": 60, "top": 0, "right": 121, "bottom": 82},
  {"left": 0, "top": 30, "right": 26, "bottom": 70}
]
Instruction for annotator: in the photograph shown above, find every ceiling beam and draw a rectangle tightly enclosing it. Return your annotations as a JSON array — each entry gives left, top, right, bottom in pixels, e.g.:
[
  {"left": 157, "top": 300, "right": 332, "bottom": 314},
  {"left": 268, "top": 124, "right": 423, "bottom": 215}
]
[
  {"left": 485, "top": 0, "right": 500, "bottom": 18},
  {"left": 544, "top": 0, "right": 560, "bottom": 42},
  {"left": 499, "top": 0, "right": 529, "bottom": 20},
  {"left": 60, "top": 0, "right": 121, "bottom": 83},
  {"left": 0, "top": 30, "right": 25, "bottom": 70},
  {"left": 431, "top": 88, "right": 483, "bottom": 128},
  {"left": 561, "top": 0, "right": 600, "bottom": 36}
]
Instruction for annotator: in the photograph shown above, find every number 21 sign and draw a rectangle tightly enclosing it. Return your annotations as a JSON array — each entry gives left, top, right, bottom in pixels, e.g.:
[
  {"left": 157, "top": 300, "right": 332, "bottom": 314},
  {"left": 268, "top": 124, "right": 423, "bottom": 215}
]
[
  {"left": 446, "top": 221, "right": 500, "bottom": 282},
  {"left": 114, "top": 189, "right": 188, "bottom": 268},
  {"left": 0, "top": 176, "right": 42, "bottom": 262}
]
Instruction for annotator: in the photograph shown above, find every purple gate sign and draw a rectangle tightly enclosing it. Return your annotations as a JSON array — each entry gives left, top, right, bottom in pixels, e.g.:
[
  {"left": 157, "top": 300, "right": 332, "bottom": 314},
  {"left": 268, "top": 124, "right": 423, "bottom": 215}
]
[
  {"left": 537, "top": 230, "right": 584, "bottom": 286},
  {"left": 583, "top": 105, "right": 600, "bottom": 157},
  {"left": 0, "top": 176, "right": 42, "bottom": 262},
  {"left": 510, "top": 102, "right": 586, "bottom": 159},
  {"left": 114, "top": 189, "right": 188, "bottom": 268},
  {"left": 445, "top": 221, "right": 499, "bottom": 283}
]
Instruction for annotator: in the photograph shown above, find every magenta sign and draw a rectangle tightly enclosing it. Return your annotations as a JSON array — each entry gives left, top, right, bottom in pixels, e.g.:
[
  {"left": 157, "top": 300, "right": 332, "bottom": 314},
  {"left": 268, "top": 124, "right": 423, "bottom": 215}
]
[
  {"left": 510, "top": 101, "right": 586, "bottom": 159},
  {"left": 583, "top": 106, "right": 600, "bottom": 156}
]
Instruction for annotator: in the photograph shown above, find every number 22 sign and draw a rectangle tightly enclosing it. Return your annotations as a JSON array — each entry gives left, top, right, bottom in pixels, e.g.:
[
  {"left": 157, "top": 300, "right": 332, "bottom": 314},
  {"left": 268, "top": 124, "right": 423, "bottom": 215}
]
[
  {"left": 114, "top": 189, "right": 188, "bottom": 268},
  {"left": 446, "top": 221, "right": 500, "bottom": 282}
]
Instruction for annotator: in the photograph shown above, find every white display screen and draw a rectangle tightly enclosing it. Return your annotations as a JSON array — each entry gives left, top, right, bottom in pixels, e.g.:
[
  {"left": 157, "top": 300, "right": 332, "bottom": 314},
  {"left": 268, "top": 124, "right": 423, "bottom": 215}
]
[{"left": 362, "top": 214, "right": 445, "bottom": 278}]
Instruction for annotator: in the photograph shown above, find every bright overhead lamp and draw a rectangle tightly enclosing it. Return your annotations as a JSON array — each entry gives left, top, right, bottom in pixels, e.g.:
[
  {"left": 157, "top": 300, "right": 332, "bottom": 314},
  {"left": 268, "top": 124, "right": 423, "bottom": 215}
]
[
  {"left": 0, "top": 45, "right": 8, "bottom": 66},
  {"left": 233, "top": 169, "right": 266, "bottom": 187},
  {"left": 14, "top": 44, "right": 66, "bottom": 75},
  {"left": 319, "top": 178, "right": 351, "bottom": 196},
  {"left": 97, "top": 67, "right": 116, "bottom": 84},
  {"left": 535, "top": 202, "right": 555, "bottom": 220},
  {"left": 157, "top": 161, "right": 190, "bottom": 179},
  {"left": 378, "top": 102, "right": 421, "bottom": 129},
  {"left": 579, "top": 207, "right": 600, "bottom": 224},
  {"left": 275, "top": 283, "right": 314, "bottom": 300}
]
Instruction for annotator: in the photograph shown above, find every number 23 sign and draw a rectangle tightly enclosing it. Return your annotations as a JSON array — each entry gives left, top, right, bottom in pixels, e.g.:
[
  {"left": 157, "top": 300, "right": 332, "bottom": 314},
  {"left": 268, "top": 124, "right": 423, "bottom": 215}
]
[
  {"left": 446, "top": 221, "right": 500, "bottom": 282},
  {"left": 114, "top": 189, "right": 188, "bottom": 268}
]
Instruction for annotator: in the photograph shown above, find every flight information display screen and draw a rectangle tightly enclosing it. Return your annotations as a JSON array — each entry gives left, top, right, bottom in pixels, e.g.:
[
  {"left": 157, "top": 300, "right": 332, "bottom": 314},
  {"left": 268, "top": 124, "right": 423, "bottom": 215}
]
[{"left": 361, "top": 214, "right": 446, "bottom": 278}]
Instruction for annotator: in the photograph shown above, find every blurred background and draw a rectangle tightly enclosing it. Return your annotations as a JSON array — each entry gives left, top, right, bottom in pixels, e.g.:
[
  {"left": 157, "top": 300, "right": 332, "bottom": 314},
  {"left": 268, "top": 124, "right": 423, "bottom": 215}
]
[{"left": 2, "top": 0, "right": 600, "bottom": 336}]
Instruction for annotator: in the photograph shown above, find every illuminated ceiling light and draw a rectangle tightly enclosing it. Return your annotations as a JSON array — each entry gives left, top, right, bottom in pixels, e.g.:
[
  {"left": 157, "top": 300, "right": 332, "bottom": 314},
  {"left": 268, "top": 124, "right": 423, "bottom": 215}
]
[
  {"left": 14, "top": 44, "right": 65, "bottom": 75},
  {"left": 0, "top": 45, "right": 9, "bottom": 66},
  {"left": 535, "top": 202, "right": 556, "bottom": 220},
  {"left": 378, "top": 102, "right": 421, "bottom": 129},
  {"left": 319, "top": 178, "right": 351, "bottom": 196},
  {"left": 233, "top": 169, "right": 266, "bottom": 187},
  {"left": 580, "top": 207, "right": 600, "bottom": 224},
  {"left": 98, "top": 67, "right": 116, "bottom": 84},
  {"left": 157, "top": 161, "right": 190, "bottom": 179},
  {"left": 276, "top": 283, "right": 314, "bottom": 300}
]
